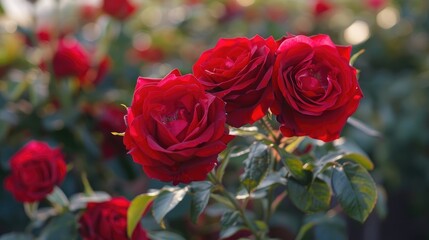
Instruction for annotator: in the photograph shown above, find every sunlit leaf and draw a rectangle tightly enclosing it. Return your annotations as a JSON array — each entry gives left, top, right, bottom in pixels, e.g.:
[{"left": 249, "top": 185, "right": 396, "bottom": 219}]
[
  {"left": 127, "top": 193, "right": 157, "bottom": 238},
  {"left": 46, "top": 186, "right": 69, "bottom": 208}
]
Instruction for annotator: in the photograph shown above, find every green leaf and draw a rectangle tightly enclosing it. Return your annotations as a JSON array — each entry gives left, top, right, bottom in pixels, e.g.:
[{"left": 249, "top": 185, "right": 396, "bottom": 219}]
[
  {"left": 216, "top": 147, "right": 237, "bottom": 181},
  {"left": 331, "top": 163, "right": 377, "bottom": 222},
  {"left": 334, "top": 139, "right": 374, "bottom": 170},
  {"left": 38, "top": 212, "right": 78, "bottom": 240},
  {"left": 46, "top": 186, "right": 69, "bottom": 208},
  {"left": 0, "top": 233, "right": 32, "bottom": 240},
  {"left": 148, "top": 231, "right": 186, "bottom": 240},
  {"left": 152, "top": 187, "right": 188, "bottom": 226},
  {"left": 285, "top": 137, "right": 305, "bottom": 153},
  {"left": 350, "top": 49, "right": 365, "bottom": 66},
  {"left": 341, "top": 153, "right": 374, "bottom": 171},
  {"left": 210, "top": 194, "right": 235, "bottom": 210},
  {"left": 190, "top": 181, "right": 213, "bottom": 223},
  {"left": 313, "top": 152, "right": 345, "bottom": 180},
  {"left": 256, "top": 167, "right": 287, "bottom": 190},
  {"left": 219, "top": 226, "right": 247, "bottom": 239},
  {"left": 221, "top": 210, "right": 240, "bottom": 228},
  {"left": 240, "top": 142, "right": 271, "bottom": 192},
  {"left": 275, "top": 146, "right": 309, "bottom": 183},
  {"left": 127, "top": 193, "right": 157, "bottom": 238},
  {"left": 287, "top": 178, "right": 331, "bottom": 213},
  {"left": 313, "top": 148, "right": 374, "bottom": 182}
]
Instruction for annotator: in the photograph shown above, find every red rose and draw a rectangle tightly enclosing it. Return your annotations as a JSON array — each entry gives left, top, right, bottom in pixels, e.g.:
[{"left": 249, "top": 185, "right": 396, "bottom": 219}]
[
  {"left": 193, "top": 35, "right": 276, "bottom": 127},
  {"left": 271, "top": 34, "right": 363, "bottom": 141},
  {"left": 313, "top": 0, "right": 333, "bottom": 17},
  {"left": 78, "top": 197, "right": 148, "bottom": 240},
  {"left": 123, "top": 70, "right": 230, "bottom": 184},
  {"left": 51, "top": 38, "right": 91, "bottom": 80},
  {"left": 102, "top": 0, "right": 136, "bottom": 20},
  {"left": 4, "top": 141, "right": 67, "bottom": 202}
]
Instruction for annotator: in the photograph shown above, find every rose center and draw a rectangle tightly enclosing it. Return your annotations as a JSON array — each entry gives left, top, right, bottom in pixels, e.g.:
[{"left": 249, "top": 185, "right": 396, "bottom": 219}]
[
  {"left": 296, "top": 66, "right": 329, "bottom": 97},
  {"left": 160, "top": 108, "right": 190, "bottom": 139}
]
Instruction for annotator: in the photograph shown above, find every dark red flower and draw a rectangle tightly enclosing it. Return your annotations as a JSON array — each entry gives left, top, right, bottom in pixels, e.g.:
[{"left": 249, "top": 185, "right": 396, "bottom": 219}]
[
  {"left": 79, "top": 197, "right": 148, "bottom": 240},
  {"left": 50, "top": 38, "right": 91, "bottom": 80},
  {"left": 102, "top": 0, "right": 137, "bottom": 21},
  {"left": 313, "top": 0, "right": 333, "bottom": 17},
  {"left": 193, "top": 35, "right": 276, "bottom": 128},
  {"left": 271, "top": 34, "right": 363, "bottom": 141},
  {"left": 4, "top": 141, "right": 67, "bottom": 202},
  {"left": 123, "top": 70, "right": 231, "bottom": 184}
]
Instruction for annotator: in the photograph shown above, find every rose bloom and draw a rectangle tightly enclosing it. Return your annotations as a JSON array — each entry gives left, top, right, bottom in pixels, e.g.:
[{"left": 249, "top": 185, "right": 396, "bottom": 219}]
[
  {"left": 51, "top": 38, "right": 91, "bottom": 80},
  {"left": 79, "top": 197, "right": 148, "bottom": 240},
  {"left": 102, "top": 0, "right": 136, "bottom": 20},
  {"left": 123, "top": 70, "right": 230, "bottom": 184},
  {"left": 4, "top": 141, "right": 67, "bottom": 202},
  {"left": 193, "top": 35, "right": 276, "bottom": 128},
  {"left": 271, "top": 34, "right": 363, "bottom": 141}
]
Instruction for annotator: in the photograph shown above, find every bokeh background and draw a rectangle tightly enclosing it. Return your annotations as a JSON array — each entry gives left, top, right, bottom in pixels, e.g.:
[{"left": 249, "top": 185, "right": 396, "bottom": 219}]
[{"left": 0, "top": 0, "right": 428, "bottom": 239}]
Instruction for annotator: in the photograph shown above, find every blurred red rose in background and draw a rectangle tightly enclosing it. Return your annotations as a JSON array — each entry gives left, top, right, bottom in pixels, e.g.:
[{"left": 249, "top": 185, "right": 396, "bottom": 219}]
[
  {"left": 79, "top": 197, "right": 148, "bottom": 240},
  {"left": 313, "top": 0, "right": 333, "bottom": 17},
  {"left": 271, "top": 34, "right": 362, "bottom": 141},
  {"left": 4, "top": 140, "right": 67, "bottom": 202},
  {"left": 123, "top": 69, "right": 230, "bottom": 184},
  {"left": 193, "top": 35, "right": 276, "bottom": 128},
  {"left": 41, "top": 38, "right": 91, "bottom": 81},
  {"left": 102, "top": 0, "right": 137, "bottom": 20}
]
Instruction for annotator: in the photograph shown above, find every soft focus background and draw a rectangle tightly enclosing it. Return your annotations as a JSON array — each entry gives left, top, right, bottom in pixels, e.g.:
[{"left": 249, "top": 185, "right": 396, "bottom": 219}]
[{"left": 0, "top": 0, "right": 428, "bottom": 239}]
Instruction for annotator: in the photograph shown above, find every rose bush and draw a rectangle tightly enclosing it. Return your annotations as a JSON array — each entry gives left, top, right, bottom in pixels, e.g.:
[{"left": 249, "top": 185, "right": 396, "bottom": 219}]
[
  {"left": 193, "top": 35, "right": 276, "bottom": 128},
  {"left": 4, "top": 141, "right": 67, "bottom": 203},
  {"left": 271, "top": 34, "right": 363, "bottom": 141},
  {"left": 78, "top": 197, "right": 148, "bottom": 240},
  {"left": 123, "top": 69, "right": 231, "bottom": 184}
]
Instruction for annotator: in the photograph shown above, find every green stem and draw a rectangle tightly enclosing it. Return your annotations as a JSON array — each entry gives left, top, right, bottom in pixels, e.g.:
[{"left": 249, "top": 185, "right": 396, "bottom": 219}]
[
  {"left": 259, "top": 116, "right": 277, "bottom": 141},
  {"left": 208, "top": 173, "right": 263, "bottom": 240}
]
